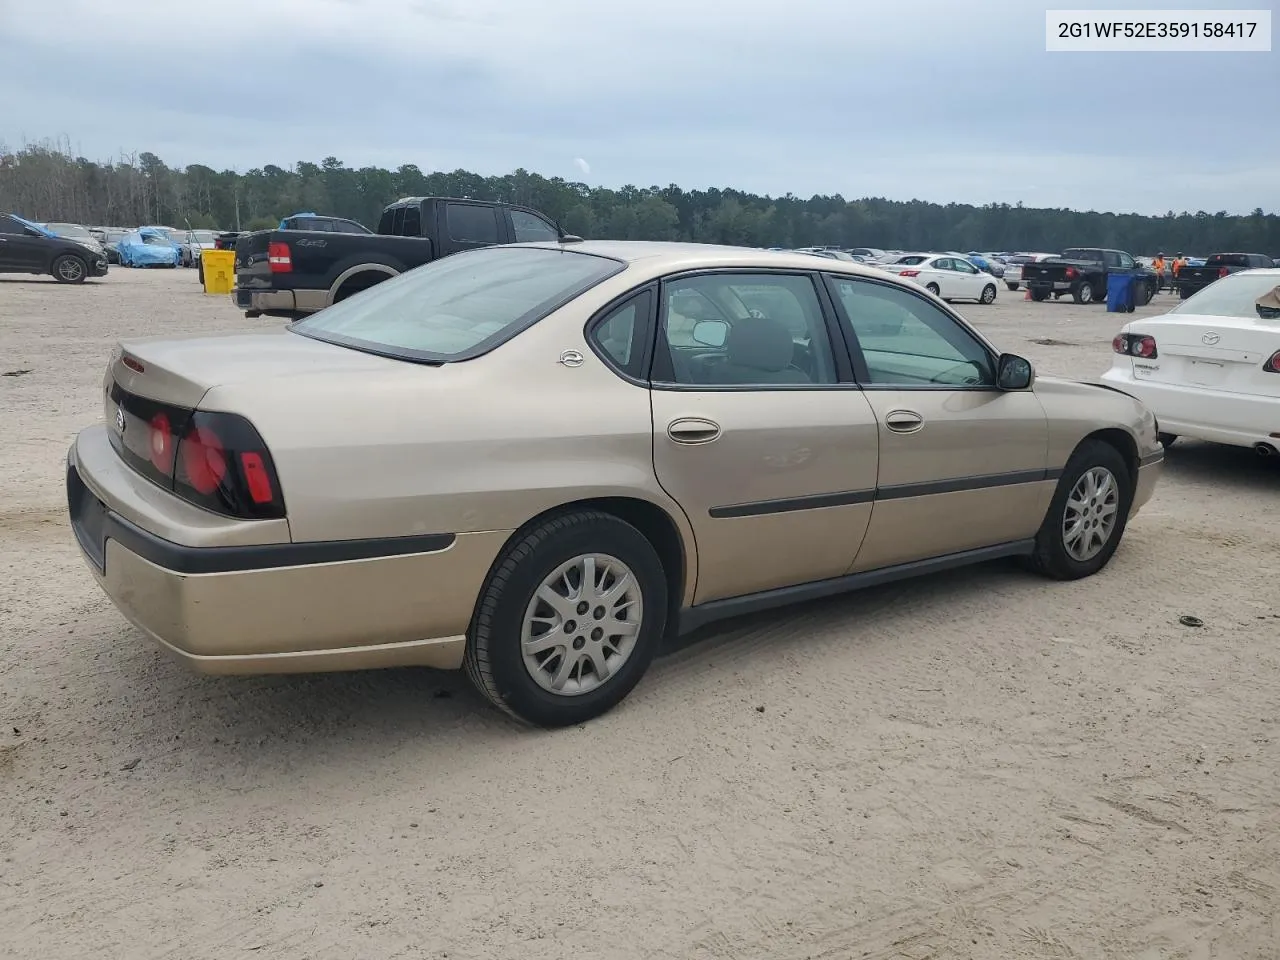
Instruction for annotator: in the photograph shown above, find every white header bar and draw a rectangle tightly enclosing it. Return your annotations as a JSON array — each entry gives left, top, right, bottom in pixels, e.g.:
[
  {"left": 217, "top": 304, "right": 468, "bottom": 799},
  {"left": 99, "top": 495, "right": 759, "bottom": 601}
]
[{"left": 1046, "top": 9, "right": 1272, "bottom": 51}]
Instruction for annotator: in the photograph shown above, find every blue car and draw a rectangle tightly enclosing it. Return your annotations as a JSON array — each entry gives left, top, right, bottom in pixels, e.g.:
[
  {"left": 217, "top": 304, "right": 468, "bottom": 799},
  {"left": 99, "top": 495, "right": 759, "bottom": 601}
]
[{"left": 117, "top": 228, "right": 181, "bottom": 268}]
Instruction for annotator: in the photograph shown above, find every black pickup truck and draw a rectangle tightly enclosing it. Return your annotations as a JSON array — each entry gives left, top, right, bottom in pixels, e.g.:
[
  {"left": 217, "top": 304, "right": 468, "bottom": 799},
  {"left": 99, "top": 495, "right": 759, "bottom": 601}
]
[
  {"left": 233, "top": 197, "right": 563, "bottom": 318},
  {"left": 1023, "top": 247, "right": 1157, "bottom": 306},
  {"left": 1175, "top": 252, "right": 1274, "bottom": 299}
]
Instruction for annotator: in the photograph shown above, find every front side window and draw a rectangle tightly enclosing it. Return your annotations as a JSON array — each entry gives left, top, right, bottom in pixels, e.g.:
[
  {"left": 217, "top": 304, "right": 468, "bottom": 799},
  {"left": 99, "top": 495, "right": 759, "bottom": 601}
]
[
  {"left": 656, "top": 273, "right": 837, "bottom": 386},
  {"left": 446, "top": 203, "right": 500, "bottom": 244},
  {"left": 954, "top": 259, "right": 979, "bottom": 274},
  {"left": 1103, "top": 251, "right": 1121, "bottom": 268},
  {"left": 292, "top": 246, "right": 623, "bottom": 362},
  {"left": 511, "top": 210, "right": 559, "bottom": 243},
  {"left": 828, "top": 276, "right": 995, "bottom": 387},
  {"left": 1117, "top": 252, "right": 1135, "bottom": 269}
]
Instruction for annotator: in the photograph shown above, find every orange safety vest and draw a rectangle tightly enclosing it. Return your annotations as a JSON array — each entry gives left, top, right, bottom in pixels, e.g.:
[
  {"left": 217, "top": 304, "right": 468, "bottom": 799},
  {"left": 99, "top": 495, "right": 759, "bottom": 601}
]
[
  {"left": 1152, "top": 258, "right": 1166, "bottom": 273},
  {"left": 1173, "top": 258, "right": 1186, "bottom": 275}
]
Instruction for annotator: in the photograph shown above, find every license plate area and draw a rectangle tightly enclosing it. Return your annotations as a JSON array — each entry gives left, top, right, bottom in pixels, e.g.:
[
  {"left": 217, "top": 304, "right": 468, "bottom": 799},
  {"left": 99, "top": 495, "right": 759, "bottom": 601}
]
[{"left": 1185, "top": 359, "right": 1225, "bottom": 386}]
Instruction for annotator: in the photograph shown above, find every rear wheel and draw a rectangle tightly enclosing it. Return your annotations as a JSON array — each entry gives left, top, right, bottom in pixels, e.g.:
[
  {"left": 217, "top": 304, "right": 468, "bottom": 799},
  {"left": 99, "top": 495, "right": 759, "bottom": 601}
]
[
  {"left": 980, "top": 283, "right": 997, "bottom": 304},
  {"left": 1072, "top": 282, "right": 1095, "bottom": 305},
  {"left": 465, "top": 510, "right": 668, "bottom": 727},
  {"left": 1030, "top": 287, "right": 1049, "bottom": 302},
  {"left": 1006, "top": 282, "right": 1020, "bottom": 291},
  {"left": 1027, "top": 440, "right": 1133, "bottom": 581},
  {"left": 925, "top": 282, "right": 941, "bottom": 296},
  {"left": 52, "top": 254, "right": 87, "bottom": 284}
]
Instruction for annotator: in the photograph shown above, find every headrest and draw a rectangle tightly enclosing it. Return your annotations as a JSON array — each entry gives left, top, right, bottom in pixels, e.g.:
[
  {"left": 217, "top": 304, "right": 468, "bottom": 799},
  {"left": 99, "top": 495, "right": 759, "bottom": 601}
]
[{"left": 726, "top": 316, "right": 794, "bottom": 372}]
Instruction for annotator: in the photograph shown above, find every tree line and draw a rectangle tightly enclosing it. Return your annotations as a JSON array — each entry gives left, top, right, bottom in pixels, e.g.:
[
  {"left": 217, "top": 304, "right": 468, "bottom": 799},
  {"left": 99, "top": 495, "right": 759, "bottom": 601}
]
[{"left": 1, "top": 139, "right": 1276, "bottom": 255}]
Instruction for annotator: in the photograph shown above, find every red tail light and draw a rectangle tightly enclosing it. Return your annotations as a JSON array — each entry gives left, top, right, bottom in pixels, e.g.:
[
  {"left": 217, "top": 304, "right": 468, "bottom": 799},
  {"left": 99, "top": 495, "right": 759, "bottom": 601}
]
[
  {"left": 147, "top": 412, "right": 174, "bottom": 473},
  {"left": 179, "top": 424, "right": 228, "bottom": 495},
  {"left": 1218, "top": 266, "right": 1229, "bottom": 279},
  {"left": 1263, "top": 351, "right": 1280, "bottom": 374},
  {"left": 268, "top": 241, "right": 292, "bottom": 273},
  {"left": 1064, "top": 267, "right": 1077, "bottom": 280},
  {"left": 174, "top": 412, "right": 284, "bottom": 518},
  {"left": 239, "top": 452, "right": 274, "bottom": 503},
  {"left": 1113, "top": 332, "right": 1159, "bottom": 359},
  {"left": 899, "top": 269, "right": 920, "bottom": 277}
]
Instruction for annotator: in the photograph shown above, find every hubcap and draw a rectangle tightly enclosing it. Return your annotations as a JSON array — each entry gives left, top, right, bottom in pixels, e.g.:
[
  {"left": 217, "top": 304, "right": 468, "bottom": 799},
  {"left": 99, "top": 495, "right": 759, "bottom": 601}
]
[
  {"left": 59, "top": 259, "right": 83, "bottom": 281},
  {"left": 521, "top": 554, "right": 643, "bottom": 697},
  {"left": 1062, "top": 466, "right": 1119, "bottom": 562},
  {"left": 983, "top": 286, "right": 995, "bottom": 302}
]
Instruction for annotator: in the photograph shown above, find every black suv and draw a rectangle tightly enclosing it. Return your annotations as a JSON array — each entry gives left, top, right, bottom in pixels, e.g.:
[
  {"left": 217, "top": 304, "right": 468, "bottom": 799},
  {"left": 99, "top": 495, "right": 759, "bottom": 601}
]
[{"left": 0, "top": 214, "right": 110, "bottom": 283}]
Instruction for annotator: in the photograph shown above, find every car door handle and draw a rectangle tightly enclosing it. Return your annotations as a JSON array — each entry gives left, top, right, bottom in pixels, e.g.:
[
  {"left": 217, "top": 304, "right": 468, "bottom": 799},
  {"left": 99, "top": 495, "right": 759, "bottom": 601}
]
[
  {"left": 667, "top": 417, "right": 722, "bottom": 444},
  {"left": 884, "top": 409, "right": 924, "bottom": 433}
]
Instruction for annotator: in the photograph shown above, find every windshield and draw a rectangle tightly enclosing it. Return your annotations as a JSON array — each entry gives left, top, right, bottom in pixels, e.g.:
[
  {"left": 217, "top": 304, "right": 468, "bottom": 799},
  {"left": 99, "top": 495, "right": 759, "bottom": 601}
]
[
  {"left": 141, "top": 233, "right": 172, "bottom": 246},
  {"left": 292, "top": 246, "right": 625, "bottom": 362},
  {"left": 48, "top": 223, "right": 93, "bottom": 239},
  {"left": 1170, "top": 271, "right": 1280, "bottom": 318},
  {"left": 191, "top": 231, "right": 218, "bottom": 244}
]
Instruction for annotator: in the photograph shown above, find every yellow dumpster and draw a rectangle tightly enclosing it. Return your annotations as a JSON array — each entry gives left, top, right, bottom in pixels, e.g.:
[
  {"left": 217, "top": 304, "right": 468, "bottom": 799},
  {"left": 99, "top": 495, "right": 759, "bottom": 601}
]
[{"left": 201, "top": 249, "right": 236, "bottom": 295}]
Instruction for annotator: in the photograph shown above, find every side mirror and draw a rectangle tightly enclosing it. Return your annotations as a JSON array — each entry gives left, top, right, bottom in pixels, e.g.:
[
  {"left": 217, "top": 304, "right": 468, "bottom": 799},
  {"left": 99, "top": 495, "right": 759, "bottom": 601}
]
[
  {"left": 692, "top": 319, "right": 729, "bottom": 348},
  {"left": 997, "top": 353, "right": 1034, "bottom": 390}
]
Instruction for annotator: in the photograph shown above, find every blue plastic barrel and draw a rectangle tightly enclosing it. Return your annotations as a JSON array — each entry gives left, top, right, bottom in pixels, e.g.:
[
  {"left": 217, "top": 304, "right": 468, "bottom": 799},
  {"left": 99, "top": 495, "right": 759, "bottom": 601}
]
[{"left": 1106, "top": 273, "right": 1136, "bottom": 313}]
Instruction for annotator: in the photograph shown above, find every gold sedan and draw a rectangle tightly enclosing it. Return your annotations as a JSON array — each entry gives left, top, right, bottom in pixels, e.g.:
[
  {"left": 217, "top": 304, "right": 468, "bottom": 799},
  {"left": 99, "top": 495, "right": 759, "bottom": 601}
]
[{"left": 67, "top": 241, "right": 1164, "bottom": 726}]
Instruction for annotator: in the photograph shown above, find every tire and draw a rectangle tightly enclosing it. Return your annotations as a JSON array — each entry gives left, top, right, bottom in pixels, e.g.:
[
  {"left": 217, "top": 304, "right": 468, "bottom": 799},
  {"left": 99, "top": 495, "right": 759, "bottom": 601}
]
[
  {"left": 980, "top": 283, "right": 997, "bottom": 304},
  {"left": 1030, "top": 288, "right": 1049, "bottom": 302},
  {"left": 1026, "top": 439, "right": 1133, "bottom": 581},
  {"left": 1133, "top": 281, "right": 1151, "bottom": 308},
  {"left": 1006, "top": 282, "right": 1019, "bottom": 291},
  {"left": 1072, "top": 282, "right": 1095, "bottom": 305},
  {"left": 1158, "top": 432, "right": 1177, "bottom": 449},
  {"left": 464, "top": 510, "right": 668, "bottom": 727},
  {"left": 51, "top": 254, "right": 87, "bottom": 284},
  {"left": 925, "top": 282, "right": 941, "bottom": 296},
  {"left": 197, "top": 262, "right": 204, "bottom": 286}
]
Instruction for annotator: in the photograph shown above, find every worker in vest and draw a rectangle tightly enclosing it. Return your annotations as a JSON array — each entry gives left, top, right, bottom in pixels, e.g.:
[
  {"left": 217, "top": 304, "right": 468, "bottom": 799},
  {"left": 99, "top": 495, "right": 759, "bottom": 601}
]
[
  {"left": 1152, "top": 253, "right": 1166, "bottom": 292},
  {"left": 1172, "top": 253, "right": 1187, "bottom": 296}
]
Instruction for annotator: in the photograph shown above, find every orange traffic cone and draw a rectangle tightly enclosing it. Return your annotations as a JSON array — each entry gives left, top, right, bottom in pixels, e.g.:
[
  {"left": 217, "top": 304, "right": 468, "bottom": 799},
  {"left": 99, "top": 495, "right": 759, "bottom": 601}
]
[{"left": 1024, "top": 287, "right": 1032, "bottom": 300}]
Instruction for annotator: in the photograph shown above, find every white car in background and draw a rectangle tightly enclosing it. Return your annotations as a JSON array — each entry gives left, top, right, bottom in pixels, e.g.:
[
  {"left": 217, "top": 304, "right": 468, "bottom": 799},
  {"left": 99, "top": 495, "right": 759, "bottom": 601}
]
[
  {"left": 875, "top": 253, "right": 999, "bottom": 304},
  {"left": 1002, "top": 253, "right": 1057, "bottom": 292},
  {"left": 1101, "top": 269, "right": 1280, "bottom": 456}
]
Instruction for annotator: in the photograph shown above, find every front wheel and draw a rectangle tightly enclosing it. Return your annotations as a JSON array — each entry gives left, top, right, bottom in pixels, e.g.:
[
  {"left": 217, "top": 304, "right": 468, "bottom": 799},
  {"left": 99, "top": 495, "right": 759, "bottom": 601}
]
[
  {"left": 51, "top": 254, "right": 87, "bottom": 284},
  {"left": 1026, "top": 440, "right": 1133, "bottom": 581},
  {"left": 980, "top": 283, "right": 997, "bottom": 304},
  {"left": 1158, "top": 432, "right": 1177, "bottom": 449},
  {"left": 465, "top": 510, "right": 668, "bottom": 727}
]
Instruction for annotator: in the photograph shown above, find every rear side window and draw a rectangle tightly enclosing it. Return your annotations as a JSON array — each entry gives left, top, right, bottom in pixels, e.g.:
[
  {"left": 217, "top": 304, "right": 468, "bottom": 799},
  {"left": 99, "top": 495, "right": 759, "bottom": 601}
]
[
  {"left": 511, "top": 210, "right": 559, "bottom": 243},
  {"left": 291, "top": 246, "right": 624, "bottom": 362},
  {"left": 0, "top": 216, "right": 21, "bottom": 234},
  {"left": 402, "top": 205, "right": 422, "bottom": 236},
  {"left": 391, "top": 207, "right": 407, "bottom": 236},
  {"left": 446, "top": 204, "right": 500, "bottom": 244},
  {"left": 377, "top": 208, "right": 396, "bottom": 234}
]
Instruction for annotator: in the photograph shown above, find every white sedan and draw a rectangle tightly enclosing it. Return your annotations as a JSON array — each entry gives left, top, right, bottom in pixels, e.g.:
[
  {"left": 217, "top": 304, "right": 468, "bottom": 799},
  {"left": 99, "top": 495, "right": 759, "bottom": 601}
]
[
  {"left": 876, "top": 254, "right": 999, "bottom": 304},
  {"left": 1101, "top": 269, "right": 1280, "bottom": 456}
]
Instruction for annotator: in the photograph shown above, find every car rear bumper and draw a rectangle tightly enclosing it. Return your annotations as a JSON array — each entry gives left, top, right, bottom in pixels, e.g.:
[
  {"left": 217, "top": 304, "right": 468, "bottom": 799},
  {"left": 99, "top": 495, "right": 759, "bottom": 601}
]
[
  {"left": 67, "top": 427, "right": 508, "bottom": 675},
  {"left": 1100, "top": 368, "right": 1280, "bottom": 448},
  {"left": 233, "top": 285, "right": 328, "bottom": 316}
]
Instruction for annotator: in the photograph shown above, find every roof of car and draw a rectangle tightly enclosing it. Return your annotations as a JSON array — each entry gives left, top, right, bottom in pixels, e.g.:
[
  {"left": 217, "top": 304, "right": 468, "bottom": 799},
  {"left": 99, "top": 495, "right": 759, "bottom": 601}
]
[{"left": 513, "top": 239, "right": 894, "bottom": 277}]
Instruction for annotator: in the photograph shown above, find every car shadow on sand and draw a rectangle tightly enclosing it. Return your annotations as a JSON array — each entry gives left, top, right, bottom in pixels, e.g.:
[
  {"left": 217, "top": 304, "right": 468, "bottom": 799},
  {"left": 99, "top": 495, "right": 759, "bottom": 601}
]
[{"left": 1159, "top": 438, "right": 1279, "bottom": 494}]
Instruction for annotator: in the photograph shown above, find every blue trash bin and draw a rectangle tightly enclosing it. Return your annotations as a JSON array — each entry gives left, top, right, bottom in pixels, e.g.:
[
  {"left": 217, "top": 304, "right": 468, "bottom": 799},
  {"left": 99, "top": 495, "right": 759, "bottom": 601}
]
[{"left": 1107, "top": 273, "right": 1136, "bottom": 313}]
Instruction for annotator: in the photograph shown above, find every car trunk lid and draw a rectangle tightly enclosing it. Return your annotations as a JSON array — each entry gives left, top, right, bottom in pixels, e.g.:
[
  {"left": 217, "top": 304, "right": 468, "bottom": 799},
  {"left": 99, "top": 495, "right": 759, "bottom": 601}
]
[
  {"left": 1130, "top": 313, "right": 1280, "bottom": 396},
  {"left": 109, "top": 329, "right": 402, "bottom": 410}
]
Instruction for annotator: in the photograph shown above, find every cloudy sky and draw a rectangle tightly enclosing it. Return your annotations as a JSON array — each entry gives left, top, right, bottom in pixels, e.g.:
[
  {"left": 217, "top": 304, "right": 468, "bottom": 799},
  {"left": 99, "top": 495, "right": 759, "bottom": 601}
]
[{"left": 1, "top": 0, "right": 1275, "bottom": 214}]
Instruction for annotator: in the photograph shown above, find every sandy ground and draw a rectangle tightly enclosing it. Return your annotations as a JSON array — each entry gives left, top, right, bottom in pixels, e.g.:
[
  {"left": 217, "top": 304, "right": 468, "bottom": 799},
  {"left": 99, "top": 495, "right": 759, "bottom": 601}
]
[{"left": 1, "top": 268, "right": 1278, "bottom": 960}]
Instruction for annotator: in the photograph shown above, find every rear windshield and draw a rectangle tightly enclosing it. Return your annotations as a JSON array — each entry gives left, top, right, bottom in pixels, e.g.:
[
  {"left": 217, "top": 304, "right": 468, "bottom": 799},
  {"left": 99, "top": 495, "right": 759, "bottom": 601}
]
[
  {"left": 291, "top": 246, "right": 625, "bottom": 362},
  {"left": 1205, "top": 254, "right": 1253, "bottom": 268},
  {"left": 1170, "top": 271, "right": 1280, "bottom": 318}
]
